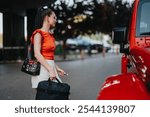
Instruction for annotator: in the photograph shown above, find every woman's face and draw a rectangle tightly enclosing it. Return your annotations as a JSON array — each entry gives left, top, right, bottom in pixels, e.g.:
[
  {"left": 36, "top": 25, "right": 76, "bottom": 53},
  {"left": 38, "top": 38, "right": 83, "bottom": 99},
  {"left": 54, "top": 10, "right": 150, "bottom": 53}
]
[{"left": 48, "top": 12, "right": 57, "bottom": 28}]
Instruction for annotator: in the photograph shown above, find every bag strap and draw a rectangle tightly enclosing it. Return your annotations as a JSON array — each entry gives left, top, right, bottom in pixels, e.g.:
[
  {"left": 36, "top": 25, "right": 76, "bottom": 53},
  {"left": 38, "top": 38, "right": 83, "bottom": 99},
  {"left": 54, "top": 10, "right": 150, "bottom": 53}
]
[
  {"left": 27, "top": 43, "right": 33, "bottom": 59},
  {"left": 27, "top": 29, "right": 44, "bottom": 59}
]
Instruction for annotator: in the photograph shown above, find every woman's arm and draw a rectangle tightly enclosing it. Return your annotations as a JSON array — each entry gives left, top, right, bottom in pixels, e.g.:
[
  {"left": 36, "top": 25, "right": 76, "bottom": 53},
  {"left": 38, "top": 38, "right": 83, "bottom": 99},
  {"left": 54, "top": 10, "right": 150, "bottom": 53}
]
[
  {"left": 55, "top": 64, "right": 67, "bottom": 76},
  {"left": 33, "top": 33, "right": 56, "bottom": 79}
]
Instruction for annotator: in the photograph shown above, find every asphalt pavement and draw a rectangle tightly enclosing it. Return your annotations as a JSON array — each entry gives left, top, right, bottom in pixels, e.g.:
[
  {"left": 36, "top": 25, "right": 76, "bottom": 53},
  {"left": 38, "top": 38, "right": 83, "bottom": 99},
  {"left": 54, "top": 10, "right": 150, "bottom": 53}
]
[{"left": 0, "top": 53, "right": 121, "bottom": 100}]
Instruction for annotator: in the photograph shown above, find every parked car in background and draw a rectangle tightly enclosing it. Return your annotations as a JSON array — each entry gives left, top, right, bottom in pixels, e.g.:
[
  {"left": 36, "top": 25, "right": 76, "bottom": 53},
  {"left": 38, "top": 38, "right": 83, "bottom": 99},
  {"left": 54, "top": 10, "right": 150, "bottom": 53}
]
[
  {"left": 77, "top": 36, "right": 103, "bottom": 53},
  {"left": 66, "top": 36, "right": 104, "bottom": 53},
  {"left": 66, "top": 38, "right": 78, "bottom": 51},
  {"left": 88, "top": 39, "right": 103, "bottom": 53}
]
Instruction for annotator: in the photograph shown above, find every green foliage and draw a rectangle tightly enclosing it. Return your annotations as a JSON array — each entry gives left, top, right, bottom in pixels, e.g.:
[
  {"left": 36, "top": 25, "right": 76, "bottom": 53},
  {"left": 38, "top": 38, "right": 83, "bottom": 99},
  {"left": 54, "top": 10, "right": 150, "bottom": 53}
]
[{"left": 48, "top": 0, "right": 132, "bottom": 40}]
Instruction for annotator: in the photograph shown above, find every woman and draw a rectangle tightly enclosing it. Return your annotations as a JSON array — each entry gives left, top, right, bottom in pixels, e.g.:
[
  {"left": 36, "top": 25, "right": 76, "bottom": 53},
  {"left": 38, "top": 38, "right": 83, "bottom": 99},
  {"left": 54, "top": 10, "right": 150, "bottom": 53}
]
[{"left": 31, "top": 6, "right": 66, "bottom": 89}]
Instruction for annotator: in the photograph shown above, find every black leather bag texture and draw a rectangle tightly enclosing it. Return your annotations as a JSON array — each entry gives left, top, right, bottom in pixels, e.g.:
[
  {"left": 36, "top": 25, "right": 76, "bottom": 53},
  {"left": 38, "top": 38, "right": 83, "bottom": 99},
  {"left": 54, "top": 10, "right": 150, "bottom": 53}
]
[
  {"left": 21, "top": 58, "right": 40, "bottom": 76},
  {"left": 36, "top": 78, "right": 70, "bottom": 100}
]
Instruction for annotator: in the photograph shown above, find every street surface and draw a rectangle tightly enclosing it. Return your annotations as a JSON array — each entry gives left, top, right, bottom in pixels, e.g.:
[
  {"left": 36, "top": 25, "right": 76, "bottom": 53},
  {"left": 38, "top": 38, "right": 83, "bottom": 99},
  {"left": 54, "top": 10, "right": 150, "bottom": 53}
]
[{"left": 0, "top": 53, "right": 121, "bottom": 100}]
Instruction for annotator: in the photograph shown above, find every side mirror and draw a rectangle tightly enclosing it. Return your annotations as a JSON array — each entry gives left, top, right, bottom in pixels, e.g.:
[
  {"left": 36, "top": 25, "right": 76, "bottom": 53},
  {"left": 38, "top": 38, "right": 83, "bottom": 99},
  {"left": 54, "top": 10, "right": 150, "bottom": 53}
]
[
  {"left": 112, "top": 27, "right": 127, "bottom": 44},
  {"left": 112, "top": 27, "right": 129, "bottom": 54}
]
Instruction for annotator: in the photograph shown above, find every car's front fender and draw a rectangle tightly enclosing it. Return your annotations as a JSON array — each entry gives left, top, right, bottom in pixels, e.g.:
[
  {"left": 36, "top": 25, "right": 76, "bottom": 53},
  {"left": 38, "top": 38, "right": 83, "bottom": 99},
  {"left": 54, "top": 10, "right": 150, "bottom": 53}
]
[{"left": 97, "top": 73, "right": 150, "bottom": 100}]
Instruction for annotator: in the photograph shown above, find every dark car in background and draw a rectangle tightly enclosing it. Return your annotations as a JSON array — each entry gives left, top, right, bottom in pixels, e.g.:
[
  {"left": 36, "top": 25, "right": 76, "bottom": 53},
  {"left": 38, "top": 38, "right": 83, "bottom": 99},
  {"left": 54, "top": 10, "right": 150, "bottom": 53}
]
[
  {"left": 66, "top": 39, "right": 78, "bottom": 51},
  {"left": 66, "top": 37, "right": 103, "bottom": 53}
]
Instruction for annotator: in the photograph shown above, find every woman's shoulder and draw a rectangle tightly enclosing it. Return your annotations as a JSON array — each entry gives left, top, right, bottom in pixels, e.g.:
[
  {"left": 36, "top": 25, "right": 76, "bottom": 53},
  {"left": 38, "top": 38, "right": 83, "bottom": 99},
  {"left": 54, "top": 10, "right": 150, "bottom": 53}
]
[
  {"left": 32, "top": 29, "right": 43, "bottom": 35},
  {"left": 32, "top": 29, "right": 47, "bottom": 38},
  {"left": 31, "top": 29, "right": 54, "bottom": 40},
  {"left": 30, "top": 29, "right": 44, "bottom": 43}
]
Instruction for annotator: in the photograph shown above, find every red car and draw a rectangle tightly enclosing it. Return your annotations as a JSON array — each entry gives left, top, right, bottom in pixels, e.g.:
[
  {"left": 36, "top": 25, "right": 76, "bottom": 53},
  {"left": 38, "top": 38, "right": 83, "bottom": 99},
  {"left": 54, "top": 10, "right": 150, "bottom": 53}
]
[{"left": 97, "top": 0, "right": 150, "bottom": 100}]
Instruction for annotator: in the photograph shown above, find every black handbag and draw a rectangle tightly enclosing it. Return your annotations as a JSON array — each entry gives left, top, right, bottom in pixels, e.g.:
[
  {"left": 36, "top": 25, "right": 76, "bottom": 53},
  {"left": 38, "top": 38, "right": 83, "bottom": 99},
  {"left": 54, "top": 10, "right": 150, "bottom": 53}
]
[
  {"left": 36, "top": 78, "right": 70, "bottom": 100},
  {"left": 21, "top": 43, "right": 41, "bottom": 76}
]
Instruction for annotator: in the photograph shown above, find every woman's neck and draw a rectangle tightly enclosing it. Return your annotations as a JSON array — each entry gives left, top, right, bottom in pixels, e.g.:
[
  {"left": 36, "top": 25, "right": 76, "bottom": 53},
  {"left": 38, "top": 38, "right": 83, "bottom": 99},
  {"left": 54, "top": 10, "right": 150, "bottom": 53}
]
[{"left": 41, "top": 23, "right": 50, "bottom": 33}]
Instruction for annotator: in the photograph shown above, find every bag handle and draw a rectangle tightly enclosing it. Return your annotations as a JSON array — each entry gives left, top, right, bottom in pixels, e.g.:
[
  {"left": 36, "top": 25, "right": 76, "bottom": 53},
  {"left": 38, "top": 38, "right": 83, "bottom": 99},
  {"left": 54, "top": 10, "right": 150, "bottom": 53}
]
[
  {"left": 55, "top": 78, "right": 62, "bottom": 83},
  {"left": 48, "top": 78, "right": 62, "bottom": 84}
]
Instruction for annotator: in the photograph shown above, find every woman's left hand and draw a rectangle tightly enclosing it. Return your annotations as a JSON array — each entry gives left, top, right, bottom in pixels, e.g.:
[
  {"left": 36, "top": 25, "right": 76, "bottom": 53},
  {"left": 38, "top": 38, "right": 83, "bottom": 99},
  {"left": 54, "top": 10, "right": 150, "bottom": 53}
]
[{"left": 57, "top": 68, "right": 67, "bottom": 77}]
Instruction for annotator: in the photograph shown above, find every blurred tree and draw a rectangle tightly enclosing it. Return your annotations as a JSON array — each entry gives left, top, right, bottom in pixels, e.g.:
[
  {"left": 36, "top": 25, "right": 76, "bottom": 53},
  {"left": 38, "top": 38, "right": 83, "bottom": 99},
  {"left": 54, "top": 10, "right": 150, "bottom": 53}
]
[
  {"left": 49, "top": 0, "right": 131, "bottom": 38},
  {"left": 47, "top": 0, "right": 132, "bottom": 58},
  {"left": 113, "top": 0, "right": 131, "bottom": 27}
]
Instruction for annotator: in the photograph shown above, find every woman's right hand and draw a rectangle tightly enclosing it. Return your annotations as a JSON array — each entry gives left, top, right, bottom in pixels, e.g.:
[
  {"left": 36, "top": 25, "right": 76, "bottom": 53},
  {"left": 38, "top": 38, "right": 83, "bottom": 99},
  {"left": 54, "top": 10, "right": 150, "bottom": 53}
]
[
  {"left": 50, "top": 76, "right": 56, "bottom": 80},
  {"left": 49, "top": 68, "right": 57, "bottom": 80}
]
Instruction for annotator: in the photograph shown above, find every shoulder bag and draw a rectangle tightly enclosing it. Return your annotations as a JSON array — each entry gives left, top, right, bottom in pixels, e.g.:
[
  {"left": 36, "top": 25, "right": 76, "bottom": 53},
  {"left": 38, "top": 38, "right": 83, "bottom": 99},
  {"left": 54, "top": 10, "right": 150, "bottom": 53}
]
[{"left": 21, "top": 43, "right": 41, "bottom": 76}]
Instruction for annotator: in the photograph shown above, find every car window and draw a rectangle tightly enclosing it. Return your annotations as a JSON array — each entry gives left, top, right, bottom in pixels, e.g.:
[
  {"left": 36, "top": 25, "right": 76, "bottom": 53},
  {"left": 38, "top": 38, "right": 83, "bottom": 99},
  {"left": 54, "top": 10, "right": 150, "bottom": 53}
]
[{"left": 136, "top": 1, "right": 150, "bottom": 36}]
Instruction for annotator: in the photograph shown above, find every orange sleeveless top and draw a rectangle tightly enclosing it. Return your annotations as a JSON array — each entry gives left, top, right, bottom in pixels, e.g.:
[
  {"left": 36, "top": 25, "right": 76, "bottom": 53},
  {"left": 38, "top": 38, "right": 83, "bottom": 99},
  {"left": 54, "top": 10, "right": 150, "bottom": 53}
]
[{"left": 30, "top": 29, "right": 56, "bottom": 60}]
